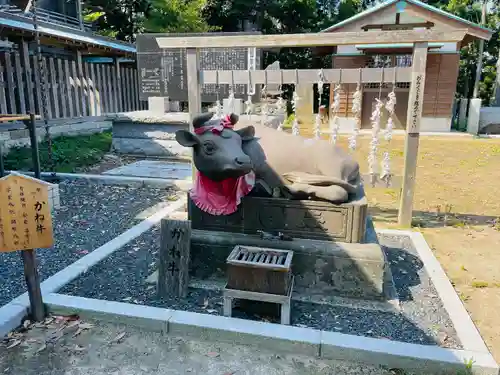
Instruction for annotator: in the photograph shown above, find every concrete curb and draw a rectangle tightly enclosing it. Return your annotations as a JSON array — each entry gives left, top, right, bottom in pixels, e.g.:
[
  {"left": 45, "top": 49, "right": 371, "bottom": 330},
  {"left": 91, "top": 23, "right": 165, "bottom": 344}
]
[
  {"left": 5, "top": 170, "right": 192, "bottom": 190},
  {"left": 0, "top": 303, "right": 28, "bottom": 337},
  {"left": 0, "top": 197, "right": 186, "bottom": 331},
  {"left": 377, "top": 229, "right": 491, "bottom": 354},
  {"left": 410, "top": 231, "right": 491, "bottom": 354},
  {"left": 43, "top": 293, "right": 499, "bottom": 375}
]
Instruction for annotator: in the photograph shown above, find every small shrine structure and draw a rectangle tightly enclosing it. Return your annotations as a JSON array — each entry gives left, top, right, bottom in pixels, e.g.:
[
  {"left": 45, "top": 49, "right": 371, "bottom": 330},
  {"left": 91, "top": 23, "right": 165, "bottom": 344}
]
[{"left": 319, "top": 0, "right": 493, "bottom": 132}]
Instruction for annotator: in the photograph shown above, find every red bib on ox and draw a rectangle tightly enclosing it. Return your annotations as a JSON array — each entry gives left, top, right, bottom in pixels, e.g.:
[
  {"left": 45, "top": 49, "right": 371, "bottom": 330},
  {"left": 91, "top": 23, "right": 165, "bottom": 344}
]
[{"left": 190, "top": 115, "right": 255, "bottom": 215}]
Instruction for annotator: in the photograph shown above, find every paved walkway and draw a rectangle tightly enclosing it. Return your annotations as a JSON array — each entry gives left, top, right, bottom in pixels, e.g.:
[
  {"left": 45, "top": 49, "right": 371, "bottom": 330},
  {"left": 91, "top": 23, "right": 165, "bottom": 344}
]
[{"left": 0, "top": 320, "right": 400, "bottom": 375}]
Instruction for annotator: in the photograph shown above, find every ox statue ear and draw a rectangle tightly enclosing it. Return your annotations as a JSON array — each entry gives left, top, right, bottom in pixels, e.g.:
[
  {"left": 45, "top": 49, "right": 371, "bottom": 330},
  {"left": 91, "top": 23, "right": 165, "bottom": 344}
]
[
  {"left": 228, "top": 113, "right": 239, "bottom": 125},
  {"left": 236, "top": 126, "right": 255, "bottom": 142},
  {"left": 175, "top": 130, "right": 199, "bottom": 147}
]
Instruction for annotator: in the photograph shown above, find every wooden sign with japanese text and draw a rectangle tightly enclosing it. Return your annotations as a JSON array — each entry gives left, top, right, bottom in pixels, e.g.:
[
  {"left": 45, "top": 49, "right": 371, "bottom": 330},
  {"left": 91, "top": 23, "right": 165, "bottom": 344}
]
[{"left": 0, "top": 174, "right": 54, "bottom": 252}]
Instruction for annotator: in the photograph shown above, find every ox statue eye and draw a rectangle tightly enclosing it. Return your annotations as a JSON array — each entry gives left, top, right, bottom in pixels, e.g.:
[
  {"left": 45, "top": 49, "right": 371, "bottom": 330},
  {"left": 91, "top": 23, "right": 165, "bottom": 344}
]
[{"left": 202, "top": 141, "right": 216, "bottom": 155}]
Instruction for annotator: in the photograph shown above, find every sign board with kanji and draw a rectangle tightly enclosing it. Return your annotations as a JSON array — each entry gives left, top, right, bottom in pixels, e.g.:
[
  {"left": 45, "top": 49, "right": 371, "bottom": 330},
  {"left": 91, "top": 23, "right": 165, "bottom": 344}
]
[
  {"left": 0, "top": 173, "right": 54, "bottom": 252},
  {"left": 137, "top": 32, "right": 262, "bottom": 102}
]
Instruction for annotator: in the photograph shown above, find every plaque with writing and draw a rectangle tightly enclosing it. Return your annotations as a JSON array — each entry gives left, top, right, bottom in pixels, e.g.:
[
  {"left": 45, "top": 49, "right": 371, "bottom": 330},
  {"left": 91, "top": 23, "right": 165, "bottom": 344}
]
[
  {"left": 137, "top": 32, "right": 262, "bottom": 102},
  {"left": 0, "top": 174, "right": 54, "bottom": 252},
  {"left": 408, "top": 73, "right": 424, "bottom": 133}
]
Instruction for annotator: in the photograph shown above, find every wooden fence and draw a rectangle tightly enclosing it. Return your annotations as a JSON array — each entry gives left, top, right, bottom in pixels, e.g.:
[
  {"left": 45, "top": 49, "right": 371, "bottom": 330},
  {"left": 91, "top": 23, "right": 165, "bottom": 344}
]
[{"left": 0, "top": 52, "right": 145, "bottom": 119}]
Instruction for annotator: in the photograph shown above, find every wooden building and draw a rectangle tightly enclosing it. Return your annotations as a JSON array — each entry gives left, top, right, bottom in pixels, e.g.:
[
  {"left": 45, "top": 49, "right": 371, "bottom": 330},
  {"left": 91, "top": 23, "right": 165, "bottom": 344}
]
[
  {"left": 0, "top": 1, "right": 143, "bottom": 119},
  {"left": 320, "top": 0, "right": 493, "bottom": 132}
]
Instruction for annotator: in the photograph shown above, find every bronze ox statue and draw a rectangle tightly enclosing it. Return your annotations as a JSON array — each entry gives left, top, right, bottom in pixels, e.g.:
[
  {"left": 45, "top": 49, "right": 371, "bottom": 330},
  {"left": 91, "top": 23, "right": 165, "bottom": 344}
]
[{"left": 175, "top": 112, "right": 361, "bottom": 215}]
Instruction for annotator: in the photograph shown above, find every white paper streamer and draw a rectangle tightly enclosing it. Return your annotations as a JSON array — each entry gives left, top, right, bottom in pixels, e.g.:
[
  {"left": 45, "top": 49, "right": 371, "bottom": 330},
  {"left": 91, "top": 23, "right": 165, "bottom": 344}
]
[
  {"left": 314, "top": 70, "right": 325, "bottom": 140},
  {"left": 348, "top": 83, "right": 362, "bottom": 151},
  {"left": 329, "top": 84, "right": 341, "bottom": 144},
  {"left": 276, "top": 96, "right": 286, "bottom": 131},
  {"left": 291, "top": 90, "right": 300, "bottom": 136},
  {"left": 368, "top": 98, "right": 383, "bottom": 183},
  {"left": 381, "top": 90, "right": 397, "bottom": 185}
]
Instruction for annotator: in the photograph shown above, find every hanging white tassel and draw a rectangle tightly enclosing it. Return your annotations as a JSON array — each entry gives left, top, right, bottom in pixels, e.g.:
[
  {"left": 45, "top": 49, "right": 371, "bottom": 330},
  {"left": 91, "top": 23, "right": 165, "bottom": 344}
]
[
  {"left": 349, "top": 83, "right": 362, "bottom": 151},
  {"left": 276, "top": 96, "right": 286, "bottom": 131},
  {"left": 381, "top": 90, "right": 397, "bottom": 185},
  {"left": 384, "top": 91, "right": 396, "bottom": 142},
  {"left": 225, "top": 89, "right": 235, "bottom": 115},
  {"left": 214, "top": 99, "right": 223, "bottom": 118},
  {"left": 314, "top": 70, "right": 325, "bottom": 140},
  {"left": 245, "top": 95, "right": 253, "bottom": 116},
  {"left": 368, "top": 98, "right": 383, "bottom": 185},
  {"left": 329, "top": 84, "right": 341, "bottom": 144},
  {"left": 291, "top": 90, "right": 300, "bottom": 136}
]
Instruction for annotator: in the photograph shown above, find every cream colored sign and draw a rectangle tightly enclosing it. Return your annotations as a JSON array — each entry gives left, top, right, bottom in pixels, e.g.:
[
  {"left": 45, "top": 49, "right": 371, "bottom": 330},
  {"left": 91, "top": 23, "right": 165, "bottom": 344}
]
[{"left": 0, "top": 174, "right": 54, "bottom": 252}]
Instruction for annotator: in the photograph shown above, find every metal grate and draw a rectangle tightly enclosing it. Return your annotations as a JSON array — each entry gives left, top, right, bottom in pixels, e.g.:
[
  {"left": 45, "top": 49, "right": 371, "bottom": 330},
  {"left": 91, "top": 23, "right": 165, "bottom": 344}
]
[{"left": 227, "top": 245, "right": 293, "bottom": 270}]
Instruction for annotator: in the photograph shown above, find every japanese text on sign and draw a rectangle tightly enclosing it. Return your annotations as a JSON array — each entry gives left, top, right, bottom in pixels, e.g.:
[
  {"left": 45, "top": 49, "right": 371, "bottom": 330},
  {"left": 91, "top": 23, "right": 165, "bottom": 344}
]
[
  {"left": 0, "top": 175, "right": 54, "bottom": 252},
  {"left": 411, "top": 74, "right": 423, "bottom": 131}
]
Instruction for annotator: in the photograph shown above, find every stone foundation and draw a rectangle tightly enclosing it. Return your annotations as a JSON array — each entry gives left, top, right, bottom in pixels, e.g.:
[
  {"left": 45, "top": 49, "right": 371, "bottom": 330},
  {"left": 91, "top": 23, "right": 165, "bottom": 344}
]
[
  {"left": 111, "top": 112, "right": 191, "bottom": 158},
  {"left": 48, "top": 183, "right": 61, "bottom": 211},
  {"left": 111, "top": 111, "right": 285, "bottom": 158},
  {"left": 189, "top": 218, "right": 390, "bottom": 301},
  {"left": 189, "top": 188, "right": 368, "bottom": 243}
]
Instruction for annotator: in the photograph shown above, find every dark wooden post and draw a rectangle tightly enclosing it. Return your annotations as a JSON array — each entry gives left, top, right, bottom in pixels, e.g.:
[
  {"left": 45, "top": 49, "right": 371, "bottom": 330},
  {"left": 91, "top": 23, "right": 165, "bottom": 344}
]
[
  {"left": 27, "top": 114, "right": 42, "bottom": 179},
  {"left": 158, "top": 219, "right": 191, "bottom": 298},
  {"left": 20, "top": 249, "right": 45, "bottom": 321},
  {"left": 20, "top": 39, "right": 36, "bottom": 115}
]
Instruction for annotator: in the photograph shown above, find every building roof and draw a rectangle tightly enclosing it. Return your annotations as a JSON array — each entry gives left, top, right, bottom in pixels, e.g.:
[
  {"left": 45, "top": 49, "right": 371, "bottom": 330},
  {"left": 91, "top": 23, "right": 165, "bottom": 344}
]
[
  {"left": 321, "top": 0, "right": 493, "bottom": 41},
  {"left": 0, "top": 11, "right": 136, "bottom": 54}
]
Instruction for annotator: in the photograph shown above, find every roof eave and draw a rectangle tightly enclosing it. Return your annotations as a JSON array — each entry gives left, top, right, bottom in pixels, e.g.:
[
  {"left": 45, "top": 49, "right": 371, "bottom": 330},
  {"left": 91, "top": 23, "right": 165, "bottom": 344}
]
[
  {"left": 0, "top": 11, "right": 136, "bottom": 54},
  {"left": 320, "top": 0, "right": 494, "bottom": 41}
]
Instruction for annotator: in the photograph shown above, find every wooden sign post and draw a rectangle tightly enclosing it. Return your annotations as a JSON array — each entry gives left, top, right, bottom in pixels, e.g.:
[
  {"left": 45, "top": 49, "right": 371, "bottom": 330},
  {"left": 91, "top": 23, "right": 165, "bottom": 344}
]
[
  {"left": 0, "top": 172, "right": 54, "bottom": 321},
  {"left": 158, "top": 219, "right": 191, "bottom": 298}
]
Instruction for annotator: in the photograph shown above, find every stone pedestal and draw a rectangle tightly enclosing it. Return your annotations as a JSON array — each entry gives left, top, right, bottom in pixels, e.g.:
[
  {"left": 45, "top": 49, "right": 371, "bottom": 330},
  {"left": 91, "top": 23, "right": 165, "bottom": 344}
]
[
  {"left": 111, "top": 112, "right": 284, "bottom": 158},
  {"left": 189, "top": 217, "right": 390, "bottom": 301},
  {"left": 189, "top": 187, "right": 368, "bottom": 243},
  {"left": 459, "top": 98, "right": 469, "bottom": 129},
  {"left": 223, "top": 98, "right": 244, "bottom": 115},
  {"left": 48, "top": 183, "right": 60, "bottom": 211},
  {"left": 111, "top": 111, "right": 191, "bottom": 158},
  {"left": 467, "top": 98, "right": 481, "bottom": 135},
  {"left": 148, "top": 97, "right": 170, "bottom": 115}
]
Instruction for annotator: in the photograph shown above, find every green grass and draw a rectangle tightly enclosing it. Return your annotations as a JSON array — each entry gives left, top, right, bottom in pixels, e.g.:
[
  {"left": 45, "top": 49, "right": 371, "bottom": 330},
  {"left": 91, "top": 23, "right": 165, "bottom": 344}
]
[{"left": 3, "top": 131, "right": 112, "bottom": 173}]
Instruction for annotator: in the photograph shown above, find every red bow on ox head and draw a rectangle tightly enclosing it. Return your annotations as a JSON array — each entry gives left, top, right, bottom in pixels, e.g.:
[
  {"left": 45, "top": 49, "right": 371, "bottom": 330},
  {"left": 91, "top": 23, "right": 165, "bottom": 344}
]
[{"left": 194, "top": 115, "right": 235, "bottom": 135}]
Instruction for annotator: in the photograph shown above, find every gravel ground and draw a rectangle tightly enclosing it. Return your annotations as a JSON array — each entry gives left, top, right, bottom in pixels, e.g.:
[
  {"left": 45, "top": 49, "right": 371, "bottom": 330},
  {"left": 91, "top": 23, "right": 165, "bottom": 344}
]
[
  {"left": 61, "top": 227, "right": 462, "bottom": 349},
  {"left": 0, "top": 181, "right": 176, "bottom": 307}
]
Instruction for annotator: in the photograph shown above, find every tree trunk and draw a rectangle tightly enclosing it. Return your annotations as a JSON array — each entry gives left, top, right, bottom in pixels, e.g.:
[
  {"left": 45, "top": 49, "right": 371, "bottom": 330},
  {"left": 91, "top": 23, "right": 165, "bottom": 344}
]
[
  {"left": 492, "top": 49, "right": 500, "bottom": 106},
  {"left": 472, "top": 0, "right": 487, "bottom": 99}
]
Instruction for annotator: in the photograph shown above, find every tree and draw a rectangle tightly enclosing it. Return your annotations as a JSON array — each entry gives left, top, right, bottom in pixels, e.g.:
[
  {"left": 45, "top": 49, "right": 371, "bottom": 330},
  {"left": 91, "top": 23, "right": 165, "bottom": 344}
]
[
  {"left": 426, "top": 0, "right": 500, "bottom": 104},
  {"left": 143, "top": 0, "right": 213, "bottom": 33},
  {"left": 82, "top": 0, "right": 151, "bottom": 41},
  {"left": 82, "top": 0, "right": 212, "bottom": 41}
]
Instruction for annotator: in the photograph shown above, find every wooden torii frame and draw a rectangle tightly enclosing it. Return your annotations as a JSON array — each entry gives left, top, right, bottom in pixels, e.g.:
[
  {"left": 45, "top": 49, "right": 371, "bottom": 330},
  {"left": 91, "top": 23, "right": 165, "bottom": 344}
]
[{"left": 155, "top": 29, "right": 468, "bottom": 227}]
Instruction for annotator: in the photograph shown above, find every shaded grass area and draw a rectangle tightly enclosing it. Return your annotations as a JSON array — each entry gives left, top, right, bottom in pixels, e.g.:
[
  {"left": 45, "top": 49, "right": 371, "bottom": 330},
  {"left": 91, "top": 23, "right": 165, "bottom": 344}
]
[{"left": 3, "top": 131, "right": 112, "bottom": 173}]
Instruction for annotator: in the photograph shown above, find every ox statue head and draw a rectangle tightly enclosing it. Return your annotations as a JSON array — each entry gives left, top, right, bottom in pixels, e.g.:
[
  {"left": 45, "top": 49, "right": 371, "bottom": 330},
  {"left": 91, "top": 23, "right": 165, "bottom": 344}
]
[{"left": 175, "top": 112, "right": 256, "bottom": 181}]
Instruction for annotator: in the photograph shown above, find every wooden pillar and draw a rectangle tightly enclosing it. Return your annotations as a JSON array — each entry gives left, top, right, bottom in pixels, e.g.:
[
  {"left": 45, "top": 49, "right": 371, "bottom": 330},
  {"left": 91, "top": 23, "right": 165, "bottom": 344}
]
[
  {"left": 398, "top": 42, "right": 428, "bottom": 227},
  {"left": 296, "top": 84, "right": 314, "bottom": 131},
  {"left": 115, "top": 58, "right": 123, "bottom": 113},
  {"left": 76, "top": 50, "right": 86, "bottom": 116},
  {"left": 186, "top": 48, "right": 201, "bottom": 181},
  {"left": 20, "top": 39, "right": 35, "bottom": 114},
  {"left": 76, "top": 0, "right": 84, "bottom": 30}
]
